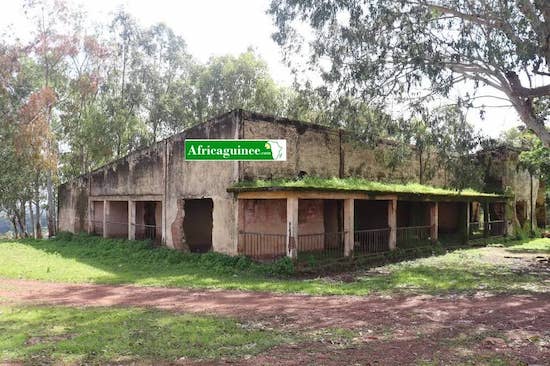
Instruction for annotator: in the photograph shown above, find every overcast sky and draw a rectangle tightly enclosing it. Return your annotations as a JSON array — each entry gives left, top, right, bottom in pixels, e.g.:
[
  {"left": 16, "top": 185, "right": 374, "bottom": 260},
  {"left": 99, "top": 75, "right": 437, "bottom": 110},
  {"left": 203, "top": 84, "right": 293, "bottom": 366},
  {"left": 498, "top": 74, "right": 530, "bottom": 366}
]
[{"left": 0, "top": 0, "right": 523, "bottom": 138}]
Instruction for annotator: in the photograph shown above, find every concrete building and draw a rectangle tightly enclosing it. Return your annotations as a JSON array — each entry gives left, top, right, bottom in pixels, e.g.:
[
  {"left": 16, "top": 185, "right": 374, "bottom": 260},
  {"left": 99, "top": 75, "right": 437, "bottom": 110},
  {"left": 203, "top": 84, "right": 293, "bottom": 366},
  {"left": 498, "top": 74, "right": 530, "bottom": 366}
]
[{"left": 58, "top": 110, "right": 544, "bottom": 260}]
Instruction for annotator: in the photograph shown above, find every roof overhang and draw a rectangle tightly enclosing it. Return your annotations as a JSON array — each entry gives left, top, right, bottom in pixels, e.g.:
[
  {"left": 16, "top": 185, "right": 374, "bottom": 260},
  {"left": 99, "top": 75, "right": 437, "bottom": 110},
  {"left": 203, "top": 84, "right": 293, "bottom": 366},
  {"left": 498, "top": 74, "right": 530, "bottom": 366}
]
[{"left": 227, "top": 186, "right": 509, "bottom": 203}]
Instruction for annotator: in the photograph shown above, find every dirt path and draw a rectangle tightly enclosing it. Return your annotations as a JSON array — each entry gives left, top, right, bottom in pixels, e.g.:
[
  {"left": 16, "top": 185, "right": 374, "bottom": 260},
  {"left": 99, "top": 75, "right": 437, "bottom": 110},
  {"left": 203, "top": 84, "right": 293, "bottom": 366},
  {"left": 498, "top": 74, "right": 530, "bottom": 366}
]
[{"left": 1, "top": 278, "right": 549, "bottom": 365}]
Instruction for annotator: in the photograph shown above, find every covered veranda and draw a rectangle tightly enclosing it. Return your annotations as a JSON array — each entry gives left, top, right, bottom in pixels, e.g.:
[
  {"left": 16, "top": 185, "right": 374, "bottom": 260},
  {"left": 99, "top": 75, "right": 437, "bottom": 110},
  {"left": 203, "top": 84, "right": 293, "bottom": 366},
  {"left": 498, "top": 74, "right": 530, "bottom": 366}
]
[
  {"left": 88, "top": 195, "right": 163, "bottom": 245},
  {"left": 229, "top": 184, "right": 509, "bottom": 261}
]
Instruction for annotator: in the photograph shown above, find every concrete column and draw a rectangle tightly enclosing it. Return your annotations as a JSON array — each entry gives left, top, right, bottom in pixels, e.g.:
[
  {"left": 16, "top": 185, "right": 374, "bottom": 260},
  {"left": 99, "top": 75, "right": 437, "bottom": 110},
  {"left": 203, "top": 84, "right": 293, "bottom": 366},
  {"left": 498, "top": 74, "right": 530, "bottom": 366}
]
[
  {"left": 88, "top": 200, "right": 94, "bottom": 234},
  {"left": 388, "top": 199, "right": 397, "bottom": 250},
  {"left": 429, "top": 202, "right": 438, "bottom": 242},
  {"left": 343, "top": 199, "right": 354, "bottom": 257},
  {"left": 128, "top": 200, "right": 136, "bottom": 240},
  {"left": 160, "top": 200, "right": 165, "bottom": 245},
  {"left": 286, "top": 197, "right": 298, "bottom": 259},
  {"left": 461, "top": 201, "right": 470, "bottom": 244},
  {"left": 103, "top": 200, "right": 110, "bottom": 238},
  {"left": 237, "top": 199, "right": 245, "bottom": 254},
  {"left": 483, "top": 202, "right": 490, "bottom": 238}
]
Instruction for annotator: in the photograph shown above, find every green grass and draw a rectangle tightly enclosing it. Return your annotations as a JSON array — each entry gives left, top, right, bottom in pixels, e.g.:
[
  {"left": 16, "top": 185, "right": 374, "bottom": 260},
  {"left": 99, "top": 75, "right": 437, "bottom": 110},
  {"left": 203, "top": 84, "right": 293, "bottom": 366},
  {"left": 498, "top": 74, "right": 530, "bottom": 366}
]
[
  {"left": 0, "top": 304, "right": 292, "bottom": 364},
  {"left": 231, "top": 176, "right": 502, "bottom": 198},
  {"left": 505, "top": 238, "right": 550, "bottom": 253},
  {"left": 0, "top": 235, "right": 548, "bottom": 296}
]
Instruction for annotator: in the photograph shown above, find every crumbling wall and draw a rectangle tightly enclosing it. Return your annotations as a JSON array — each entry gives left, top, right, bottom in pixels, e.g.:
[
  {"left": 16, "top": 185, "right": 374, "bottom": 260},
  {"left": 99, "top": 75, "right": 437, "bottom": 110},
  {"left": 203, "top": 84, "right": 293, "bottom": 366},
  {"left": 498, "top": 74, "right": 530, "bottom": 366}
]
[
  {"left": 240, "top": 112, "right": 448, "bottom": 187},
  {"left": 241, "top": 112, "right": 341, "bottom": 180},
  {"left": 165, "top": 111, "right": 241, "bottom": 254},
  {"left": 58, "top": 176, "right": 89, "bottom": 233},
  {"left": 90, "top": 143, "right": 165, "bottom": 197}
]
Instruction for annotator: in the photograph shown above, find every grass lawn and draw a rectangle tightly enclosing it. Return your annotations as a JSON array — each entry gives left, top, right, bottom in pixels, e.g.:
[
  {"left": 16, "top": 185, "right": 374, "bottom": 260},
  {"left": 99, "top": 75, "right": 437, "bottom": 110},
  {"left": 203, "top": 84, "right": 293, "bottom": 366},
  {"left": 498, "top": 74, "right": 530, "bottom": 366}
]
[
  {"left": 0, "top": 235, "right": 548, "bottom": 296},
  {"left": 0, "top": 304, "right": 293, "bottom": 364}
]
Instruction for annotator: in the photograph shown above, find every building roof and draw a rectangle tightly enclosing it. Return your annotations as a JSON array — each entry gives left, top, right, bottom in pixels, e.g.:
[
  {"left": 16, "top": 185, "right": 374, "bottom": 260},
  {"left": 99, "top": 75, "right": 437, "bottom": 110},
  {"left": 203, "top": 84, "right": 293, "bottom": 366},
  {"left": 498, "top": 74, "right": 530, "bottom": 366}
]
[{"left": 228, "top": 177, "right": 509, "bottom": 202}]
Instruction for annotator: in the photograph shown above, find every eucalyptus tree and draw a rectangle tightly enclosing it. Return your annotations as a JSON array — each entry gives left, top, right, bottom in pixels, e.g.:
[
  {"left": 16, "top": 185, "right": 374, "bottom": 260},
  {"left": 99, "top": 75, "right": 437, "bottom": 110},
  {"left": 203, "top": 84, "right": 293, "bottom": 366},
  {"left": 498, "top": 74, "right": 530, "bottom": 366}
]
[
  {"left": 270, "top": 0, "right": 550, "bottom": 146},
  {"left": 140, "top": 23, "right": 196, "bottom": 139},
  {"left": 193, "top": 50, "right": 289, "bottom": 121},
  {"left": 23, "top": 0, "right": 78, "bottom": 236}
]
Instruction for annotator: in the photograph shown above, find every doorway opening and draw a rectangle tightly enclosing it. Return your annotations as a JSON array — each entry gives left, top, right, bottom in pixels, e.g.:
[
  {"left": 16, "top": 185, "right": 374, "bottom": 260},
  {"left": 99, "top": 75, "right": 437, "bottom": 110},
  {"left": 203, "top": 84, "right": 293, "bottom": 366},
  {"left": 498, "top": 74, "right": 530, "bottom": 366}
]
[{"left": 183, "top": 198, "right": 213, "bottom": 253}]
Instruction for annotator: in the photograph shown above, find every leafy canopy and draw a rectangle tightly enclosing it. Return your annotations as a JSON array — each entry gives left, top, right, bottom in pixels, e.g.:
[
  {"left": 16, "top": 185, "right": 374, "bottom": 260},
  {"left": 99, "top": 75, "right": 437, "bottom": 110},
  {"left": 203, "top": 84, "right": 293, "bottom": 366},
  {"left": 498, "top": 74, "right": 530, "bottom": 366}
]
[{"left": 269, "top": 0, "right": 550, "bottom": 145}]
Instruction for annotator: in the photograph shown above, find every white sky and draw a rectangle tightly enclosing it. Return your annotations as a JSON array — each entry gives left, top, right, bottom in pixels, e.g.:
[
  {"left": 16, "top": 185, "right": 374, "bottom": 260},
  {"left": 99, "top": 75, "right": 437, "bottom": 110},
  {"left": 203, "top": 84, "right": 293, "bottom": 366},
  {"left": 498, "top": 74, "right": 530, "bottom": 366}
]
[{"left": 0, "top": 0, "right": 524, "bottom": 138}]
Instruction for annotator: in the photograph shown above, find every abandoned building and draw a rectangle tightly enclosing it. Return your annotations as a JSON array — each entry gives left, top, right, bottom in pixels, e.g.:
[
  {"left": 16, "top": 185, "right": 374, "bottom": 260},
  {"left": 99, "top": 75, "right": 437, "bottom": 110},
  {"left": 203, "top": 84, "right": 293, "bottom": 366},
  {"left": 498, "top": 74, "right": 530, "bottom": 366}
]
[{"left": 58, "top": 109, "right": 546, "bottom": 260}]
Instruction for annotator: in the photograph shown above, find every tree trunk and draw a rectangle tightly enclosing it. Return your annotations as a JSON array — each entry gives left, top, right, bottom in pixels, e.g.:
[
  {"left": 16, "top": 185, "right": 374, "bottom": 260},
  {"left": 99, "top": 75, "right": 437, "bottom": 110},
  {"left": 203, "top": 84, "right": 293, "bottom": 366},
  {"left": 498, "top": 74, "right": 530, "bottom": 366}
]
[
  {"left": 29, "top": 200, "right": 36, "bottom": 238},
  {"left": 35, "top": 178, "right": 43, "bottom": 239},
  {"left": 517, "top": 106, "right": 550, "bottom": 147},
  {"left": 10, "top": 216, "right": 19, "bottom": 239},
  {"left": 15, "top": 203, "right": 27, "bottom": 238},
  {"left": 35, "top": 200, "right": 42, "bottom": 239}
]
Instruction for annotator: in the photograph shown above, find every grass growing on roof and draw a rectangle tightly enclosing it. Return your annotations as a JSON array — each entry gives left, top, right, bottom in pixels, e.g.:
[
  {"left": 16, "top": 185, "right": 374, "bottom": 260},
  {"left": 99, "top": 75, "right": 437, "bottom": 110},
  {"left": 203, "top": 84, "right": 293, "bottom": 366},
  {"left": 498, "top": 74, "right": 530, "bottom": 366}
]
[
  {"left": 232, "top": 177, "right": 501, "bottom": 197},
  {"left": 0, "top": 234, "right": 548, "bottom": 295}
]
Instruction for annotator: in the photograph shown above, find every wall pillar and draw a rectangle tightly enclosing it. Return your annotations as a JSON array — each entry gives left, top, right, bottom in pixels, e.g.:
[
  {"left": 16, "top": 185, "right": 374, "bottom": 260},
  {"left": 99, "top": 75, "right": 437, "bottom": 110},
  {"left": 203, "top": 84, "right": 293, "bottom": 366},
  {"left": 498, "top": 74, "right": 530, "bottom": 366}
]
[
  {"left": 429, "top": 202, "right": 438, "bottom": 243},
  {"left": 483, "top": 202, "right": 490, "bottom": 238},
  {"left": 461, "top": 201, "right": 470, "bottom": 244},
  {"left": 286, "top": 197, "right": 298, "bottom": 259},
  {"left": 388, "top": 199, "right": 397, "bottom": 250},
  {"left": 103, "top": 200, "right": 110, "bottom": 238},
  {"left": 128, "top": 200, "right": 136, "bottom": 240},
  {"left": 343, "top": 199, "right": 354, "bottom": 257},
  {"left": 88, "top": 200, "right": 94, "bottom": 234},
  {"left": 237, "top": 199, "right": 245, "bottom": 254}
]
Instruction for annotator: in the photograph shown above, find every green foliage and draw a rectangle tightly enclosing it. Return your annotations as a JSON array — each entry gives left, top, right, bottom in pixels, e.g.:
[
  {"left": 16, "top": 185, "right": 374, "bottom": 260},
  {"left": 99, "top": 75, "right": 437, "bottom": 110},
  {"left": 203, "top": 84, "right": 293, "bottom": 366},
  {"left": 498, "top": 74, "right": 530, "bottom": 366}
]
[
  {"left": 514, "top": 220, "right": 542, "bottom": 240},
  {"left": 0, "top": 304, "right": 291, "bottom": 364},
  {"left": 233, "top": 176, "right": 499, "bottom": 197},
  {"left": 51, "top": 233, "right": 294, "bottom": 276},
  {"left": 269, "top": 0, "right": 550, "bottom": 145},
  {"left": 519, "top": 138, "right": 550, "bottom": 186}
]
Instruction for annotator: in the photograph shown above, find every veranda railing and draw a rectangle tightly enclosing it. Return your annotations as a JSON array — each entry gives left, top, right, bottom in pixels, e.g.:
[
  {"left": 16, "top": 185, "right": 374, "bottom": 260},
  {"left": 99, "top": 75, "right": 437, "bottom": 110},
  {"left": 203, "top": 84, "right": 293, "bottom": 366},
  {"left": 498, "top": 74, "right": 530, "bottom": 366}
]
[
  {"left": 396, "top": 225, "right": 432, "bottom": 247},
  {"left": 297, "top": 231, "right": 346, "bottom": 259},
  {"left": 238, "top": 231, "right": 287, "bottom": 260},
  {"left": 354, "top": 228, "right": 391, "bottom": 254}
]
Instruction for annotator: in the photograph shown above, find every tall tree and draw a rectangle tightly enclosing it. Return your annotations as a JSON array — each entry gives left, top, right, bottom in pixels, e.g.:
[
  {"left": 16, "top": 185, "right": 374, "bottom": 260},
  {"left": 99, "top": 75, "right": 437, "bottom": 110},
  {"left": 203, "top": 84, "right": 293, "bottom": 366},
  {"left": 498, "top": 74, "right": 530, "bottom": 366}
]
[
  {"left": 270, "top": 0, "right": 550, "bottom": 146},
  {"left": 23, "top": 0, "right": 78, "bottom": 236},
  {"left": 193, "top": 50, "right": 289, "bottom": 121}
]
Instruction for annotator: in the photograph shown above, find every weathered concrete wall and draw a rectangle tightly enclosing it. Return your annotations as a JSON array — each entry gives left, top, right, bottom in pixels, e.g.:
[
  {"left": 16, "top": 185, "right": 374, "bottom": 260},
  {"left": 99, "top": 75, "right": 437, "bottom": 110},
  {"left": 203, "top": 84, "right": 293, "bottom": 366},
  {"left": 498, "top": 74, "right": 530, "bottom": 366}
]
[
  {"left": 58, "top": 176, "right": 89, "bottom": 233},
  {"left": 241, "top": 112, "right": 447, "bottom": 186},
  {"left": 242, "top": 199, "right": 286, "bottom": 235},
  {"left": 480, "top": 147, "right": 541, "bottom": 231},
  {"left": 89, "top": 143, "right": 165, "bottom": 197},
  {"left": 165, "top": 111, "right": 241, "bottom": 254},
  {"left": 241, "top": 112, "right": 341, "bottom": 180}
]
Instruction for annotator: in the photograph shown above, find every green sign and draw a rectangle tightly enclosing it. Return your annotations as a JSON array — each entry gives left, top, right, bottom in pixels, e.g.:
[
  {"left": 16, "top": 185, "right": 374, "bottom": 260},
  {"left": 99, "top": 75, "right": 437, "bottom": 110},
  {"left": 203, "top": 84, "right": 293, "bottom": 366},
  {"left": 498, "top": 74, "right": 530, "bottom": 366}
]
[{"left": 185, "top": 139, "right": 286, "bottom": 161}]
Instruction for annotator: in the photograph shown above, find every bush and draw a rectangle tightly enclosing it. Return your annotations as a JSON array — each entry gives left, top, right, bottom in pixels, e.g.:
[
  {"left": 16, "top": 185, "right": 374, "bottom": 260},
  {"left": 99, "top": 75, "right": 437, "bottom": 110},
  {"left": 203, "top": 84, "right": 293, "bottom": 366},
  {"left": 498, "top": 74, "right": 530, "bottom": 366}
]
[
  {"left": 53, "top": 231, "right": 74, "bottom": 241},
  {"left": 43, "top": 234, "right": 298, "bottom": 277}
]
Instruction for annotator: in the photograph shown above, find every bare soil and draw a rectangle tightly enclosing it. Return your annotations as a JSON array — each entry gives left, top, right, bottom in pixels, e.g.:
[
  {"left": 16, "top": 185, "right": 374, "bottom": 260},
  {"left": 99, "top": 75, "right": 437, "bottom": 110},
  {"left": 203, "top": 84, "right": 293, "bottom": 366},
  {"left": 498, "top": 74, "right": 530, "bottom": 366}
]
[{"left": 1, "top": 278, "right": 549, "bottom": 365}]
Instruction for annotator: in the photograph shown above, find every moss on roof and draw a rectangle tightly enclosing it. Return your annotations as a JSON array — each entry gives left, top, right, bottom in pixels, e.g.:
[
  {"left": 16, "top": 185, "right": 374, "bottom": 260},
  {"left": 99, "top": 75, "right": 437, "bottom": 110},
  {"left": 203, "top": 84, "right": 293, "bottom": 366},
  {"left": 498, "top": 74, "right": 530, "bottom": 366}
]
[{"left": 230, "top": 177, "right": 505, "bottom": 199}]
